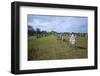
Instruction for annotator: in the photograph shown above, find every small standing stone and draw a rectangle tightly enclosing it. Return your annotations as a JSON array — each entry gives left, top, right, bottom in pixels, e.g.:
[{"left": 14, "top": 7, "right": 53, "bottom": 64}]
[{"left": 69, "top": 34, "right": 76, "bottom": 47}]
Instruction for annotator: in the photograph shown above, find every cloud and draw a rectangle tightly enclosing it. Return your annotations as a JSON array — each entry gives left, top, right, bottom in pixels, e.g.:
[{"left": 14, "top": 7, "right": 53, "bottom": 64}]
[{"left": 28, "top": 15, "right": 88, "bottom": 33}]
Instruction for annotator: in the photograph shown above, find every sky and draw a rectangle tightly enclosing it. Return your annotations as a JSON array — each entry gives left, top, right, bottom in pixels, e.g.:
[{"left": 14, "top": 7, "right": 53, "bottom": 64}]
[{"left": 28, "top": 15, "right": 88, "bottom": 33}]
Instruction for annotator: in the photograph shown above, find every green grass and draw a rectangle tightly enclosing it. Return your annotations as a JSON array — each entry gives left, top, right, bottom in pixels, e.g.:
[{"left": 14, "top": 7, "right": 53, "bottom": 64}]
[{"left": 28, "top": 35, "right": 88, "bottom": 60}]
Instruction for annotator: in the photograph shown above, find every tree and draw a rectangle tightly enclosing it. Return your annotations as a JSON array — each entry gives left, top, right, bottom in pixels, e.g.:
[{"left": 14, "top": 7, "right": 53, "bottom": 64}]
[
  {"left": 36, "top": 28, "right": 41, "bottom": 38},
  {"left": 28, "top": 25, "right": 35, "bottom": 36},
  {"left": 36, "top": 28, "right": 41, "bottom": 34}
]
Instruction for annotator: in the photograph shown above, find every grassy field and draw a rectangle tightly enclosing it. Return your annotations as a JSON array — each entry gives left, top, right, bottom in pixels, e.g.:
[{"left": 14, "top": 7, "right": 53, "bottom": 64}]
[{"left": 28, "top": 35, "right": 88, "bottom": 60}]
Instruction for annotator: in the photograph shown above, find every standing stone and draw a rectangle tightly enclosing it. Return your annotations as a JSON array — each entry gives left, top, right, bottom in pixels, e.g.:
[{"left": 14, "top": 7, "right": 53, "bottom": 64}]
[{"left": 69, "top": 34, "right": 76, "bottom": 47}]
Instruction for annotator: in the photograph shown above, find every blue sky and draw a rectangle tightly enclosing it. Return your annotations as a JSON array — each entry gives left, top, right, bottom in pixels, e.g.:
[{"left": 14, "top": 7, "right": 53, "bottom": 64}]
[{"left": 28, "top": 15, "right": 88, "bottom": 33}]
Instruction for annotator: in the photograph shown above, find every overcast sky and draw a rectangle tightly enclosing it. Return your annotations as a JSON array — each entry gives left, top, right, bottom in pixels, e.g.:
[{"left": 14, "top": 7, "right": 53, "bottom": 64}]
[{"left": 28, "top": 15, "right": 88, "bottom": 33}]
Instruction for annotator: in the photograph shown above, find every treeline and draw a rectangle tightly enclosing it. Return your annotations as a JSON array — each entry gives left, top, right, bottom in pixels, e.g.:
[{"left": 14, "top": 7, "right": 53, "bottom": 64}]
[
  {"left": 28, "top": 25, "right": 88, "bottom": 38},
  {"left": 28, "top": 25, "right": 50, "bottom": 38}
]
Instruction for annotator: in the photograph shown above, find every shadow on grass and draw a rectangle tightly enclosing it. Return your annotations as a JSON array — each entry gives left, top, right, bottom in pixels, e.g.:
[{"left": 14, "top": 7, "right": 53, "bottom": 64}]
[
  {"left": 76, "top": 46, "right": 87, "bottom": 49},
  {"left": 28, "top": 48, "right": 39, "bottom": 60}
]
